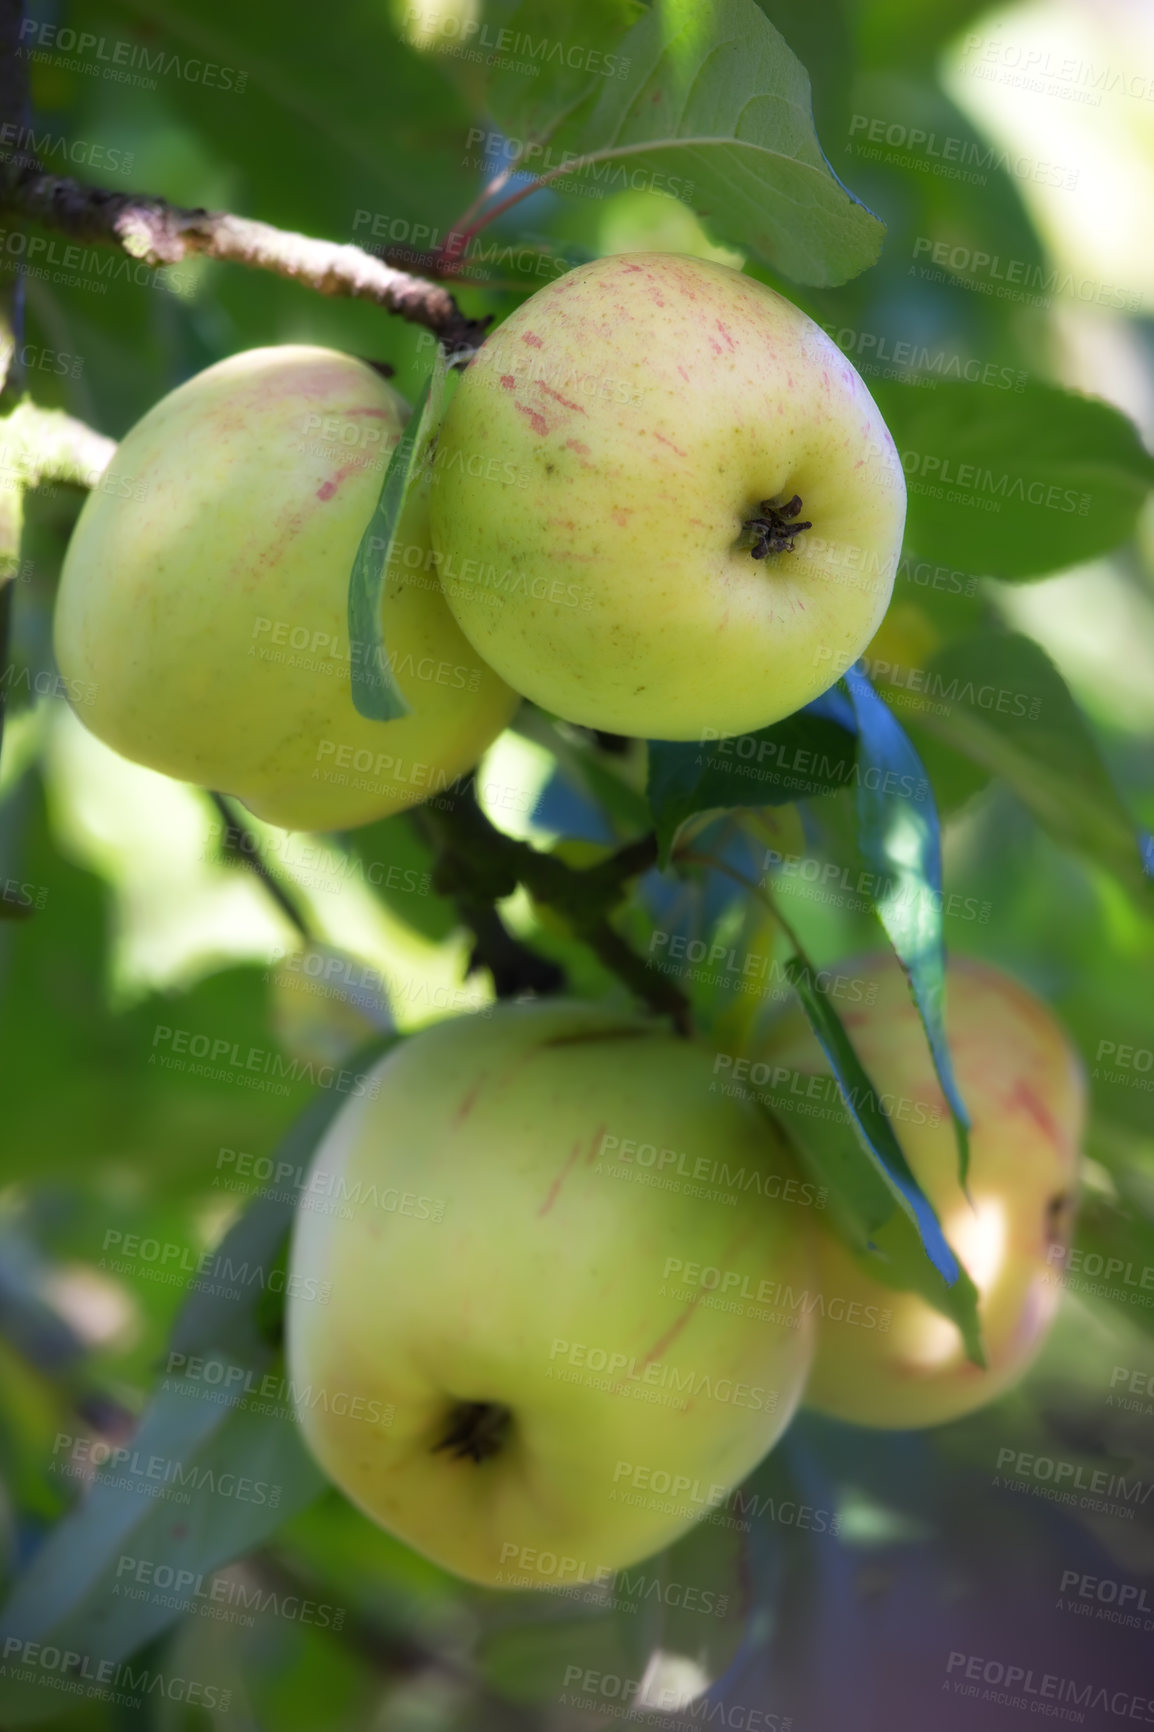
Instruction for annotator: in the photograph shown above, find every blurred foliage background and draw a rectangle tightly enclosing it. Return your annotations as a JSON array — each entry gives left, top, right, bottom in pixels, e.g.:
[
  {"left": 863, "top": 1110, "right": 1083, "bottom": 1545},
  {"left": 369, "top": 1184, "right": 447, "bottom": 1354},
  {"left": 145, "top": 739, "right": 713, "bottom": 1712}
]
[{"left": 1, "top": 0, "right": 1154, "bottom": 1726}]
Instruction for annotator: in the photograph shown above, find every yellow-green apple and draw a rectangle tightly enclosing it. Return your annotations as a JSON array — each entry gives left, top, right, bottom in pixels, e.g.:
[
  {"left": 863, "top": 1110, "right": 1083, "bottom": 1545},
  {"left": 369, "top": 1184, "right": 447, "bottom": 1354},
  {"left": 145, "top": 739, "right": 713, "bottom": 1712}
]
[
  {"left": 54, "top": 345, "right": 519, "bottom": 831},
  {"left": 286, "top": 998, "right": 817, "bottom": 1588},
  {"left": 427, "top": 253, "right": 906, "bottom": 739},
  {"left": 755, "top": 952, "right": 1084, "bottom": 1427}
]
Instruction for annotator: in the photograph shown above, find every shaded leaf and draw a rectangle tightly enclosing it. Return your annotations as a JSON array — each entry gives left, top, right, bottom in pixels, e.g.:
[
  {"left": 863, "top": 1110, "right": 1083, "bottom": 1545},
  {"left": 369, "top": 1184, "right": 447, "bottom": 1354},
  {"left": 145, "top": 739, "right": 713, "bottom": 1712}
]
[
  {"left": 912, "top": 631, "right": 1152, "bottom": 892},
  {"left": 877, "top": 379, "right": 1154, "bottom": 580},
  {"left": 842, "top": 664, "right": 971, "bottom": 1179},
  {"left": 647, "top": 703, "right": 858, "bottom": 868},
  {"left": 347, "top": 350, "right": 447, "bottom": 722},
  {"left": 517, "top": 0, "right": 884, "bottom": 286}
]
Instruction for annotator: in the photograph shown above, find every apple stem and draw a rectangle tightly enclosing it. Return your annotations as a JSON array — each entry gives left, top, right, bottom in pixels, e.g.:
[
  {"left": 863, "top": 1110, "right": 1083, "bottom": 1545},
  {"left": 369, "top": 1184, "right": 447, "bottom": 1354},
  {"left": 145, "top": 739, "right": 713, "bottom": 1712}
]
[
  {"left": 742, "top": 494, "right": 813, "bottom": 559},
  {"left": 433, "top": 1400, "right": 512, "bottom": 1463}
]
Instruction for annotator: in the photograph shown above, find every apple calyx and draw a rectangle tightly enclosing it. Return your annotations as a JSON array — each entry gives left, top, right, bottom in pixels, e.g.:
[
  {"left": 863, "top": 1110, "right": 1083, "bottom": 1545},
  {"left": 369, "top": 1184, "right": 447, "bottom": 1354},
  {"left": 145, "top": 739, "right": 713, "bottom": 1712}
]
[
  {"left": 743, "top": 494, "right": 813, "bottom": 559},
  {"left": 433, "top": 1399, "right": 513, "bottom": 1463}
]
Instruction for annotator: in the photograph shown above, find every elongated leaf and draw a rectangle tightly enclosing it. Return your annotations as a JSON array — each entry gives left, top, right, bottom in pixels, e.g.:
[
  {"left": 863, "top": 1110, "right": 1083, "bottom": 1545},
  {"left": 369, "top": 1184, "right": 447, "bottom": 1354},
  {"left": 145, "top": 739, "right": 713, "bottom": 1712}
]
[
  {"left": 842, "top": 664, "right": 971, "bottom": 1181},
  {"left": 0, "top": 1084, "right": 381, "bottom": 1714},
  {"left": 783, "top": 956, "right": 962, "bottom": 1290},
  {"left": 0, "top": 1384, "right": 325, "bottom": 1724},
  {"left": 347, "top": 350, "right": 447, "bottom": 721}
]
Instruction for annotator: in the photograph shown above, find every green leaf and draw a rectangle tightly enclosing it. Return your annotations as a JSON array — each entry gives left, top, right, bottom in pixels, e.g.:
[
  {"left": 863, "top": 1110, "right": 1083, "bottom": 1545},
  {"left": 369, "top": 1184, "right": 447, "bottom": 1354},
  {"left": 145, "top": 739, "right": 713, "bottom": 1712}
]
[
  {"left": 782, "top": 958, "right": 958, "bottom": 1286},
  {"left": 760, "top": 962, "right": 983, "bottom": 1358},
  {"left": 487, "top": 0, "right": 644, "bottom": 143},
  {"left": 0, "top": 1086, "right": 380, "bottom": 1715},
  {"left": 522, "top": 0, "right": 885, "bottom": 286},
  {"left": 876, "top": 379, "right": 1154, "bottom": 580},
  {"left": 646, "top": 707, "right": 858, "bottom": 868},
  {"left": 911, "top": 631, "right": 1152, "bottom": 893},
  {"left": 0, "top": 1386, "right": 325, "bottom": 1723},
  {"left": 347, "top": 350, "right": 447, "bottom": 722},
  {"left": 842, "top": 665, "right": 971, "bottom": 1181}
]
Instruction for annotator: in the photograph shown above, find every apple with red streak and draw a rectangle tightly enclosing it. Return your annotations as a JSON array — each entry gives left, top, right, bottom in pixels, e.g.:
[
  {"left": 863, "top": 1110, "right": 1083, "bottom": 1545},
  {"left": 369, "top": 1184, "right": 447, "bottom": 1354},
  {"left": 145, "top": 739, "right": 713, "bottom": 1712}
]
[
  {"left": 287, "top": 998, "right": 817, "bottom": 1587},
  {"left": 755, "top": 952, "right": 1084, "bottom": 1427},
  {"left": 428, "top": 252, "right": 906, "bottom": 739},
  {"left": 54, "top": 345, "right": 518, "bottom": 830}
]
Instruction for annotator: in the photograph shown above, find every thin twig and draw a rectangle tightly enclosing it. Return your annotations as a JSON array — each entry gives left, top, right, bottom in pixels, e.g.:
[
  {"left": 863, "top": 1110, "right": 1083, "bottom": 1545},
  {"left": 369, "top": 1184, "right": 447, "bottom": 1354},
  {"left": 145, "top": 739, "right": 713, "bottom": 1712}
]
[
  {"left": 208, "top": 792, "right": 315, "bottom": 942},
  {"left": 416, "top": 784, "right": 688, "bottom": 1029},
  {"left": 0, "top": 166, "right": 490, "bottom": 355}
]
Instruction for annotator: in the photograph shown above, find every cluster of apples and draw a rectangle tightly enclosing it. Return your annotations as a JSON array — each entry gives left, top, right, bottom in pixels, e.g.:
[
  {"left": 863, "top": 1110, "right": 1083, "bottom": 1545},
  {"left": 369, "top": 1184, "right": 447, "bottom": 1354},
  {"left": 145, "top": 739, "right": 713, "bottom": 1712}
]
[
  {"left": 50, "top": 253, "right": 1084, "bottom": 1588},
  {"left": 286, "top": 951, "right": 1083, "bottom": 1589},
  {"left": 53, "top": 253, "right": 908, "bottom": 819}
]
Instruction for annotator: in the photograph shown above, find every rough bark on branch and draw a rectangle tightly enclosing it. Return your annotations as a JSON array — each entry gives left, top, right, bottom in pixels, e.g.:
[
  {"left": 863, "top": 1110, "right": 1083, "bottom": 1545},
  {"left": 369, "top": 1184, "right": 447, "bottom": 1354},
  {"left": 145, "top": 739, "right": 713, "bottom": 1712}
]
[{"left": 0, "top": 166, "right": 490, "bottom": 355}]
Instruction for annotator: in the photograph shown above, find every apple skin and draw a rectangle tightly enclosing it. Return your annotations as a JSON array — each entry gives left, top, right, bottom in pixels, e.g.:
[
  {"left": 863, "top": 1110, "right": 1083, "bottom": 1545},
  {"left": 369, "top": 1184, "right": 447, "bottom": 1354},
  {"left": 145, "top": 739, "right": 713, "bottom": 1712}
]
[
  {"left": 755, "top": 953, "right": 1084, "bottom": 1428},
  {"left": 428, "top": 253, "right": 906, "bottom": 740},
  {"left": 286, "top": 998, "right": 817, "bottom": 1589},
  {"left": 53, "top": 346, "right": 519, "bottom": 831}
]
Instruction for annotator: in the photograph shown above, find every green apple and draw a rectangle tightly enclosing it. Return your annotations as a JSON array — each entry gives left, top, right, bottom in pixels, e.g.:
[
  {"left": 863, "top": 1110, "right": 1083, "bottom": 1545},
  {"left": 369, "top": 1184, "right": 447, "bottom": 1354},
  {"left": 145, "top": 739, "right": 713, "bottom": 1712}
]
[
  {"left": 756, "top": 953, "right": 1084, "bottom": 1428},
  {"left": 286, "top": 998, "right": 817, "bottom": 1588},
  {"left": 54, "top": 345, "right": 519, "bottom": 831},
  {"left": 428, "top": 253, "right": 906, "bottom": 739}
]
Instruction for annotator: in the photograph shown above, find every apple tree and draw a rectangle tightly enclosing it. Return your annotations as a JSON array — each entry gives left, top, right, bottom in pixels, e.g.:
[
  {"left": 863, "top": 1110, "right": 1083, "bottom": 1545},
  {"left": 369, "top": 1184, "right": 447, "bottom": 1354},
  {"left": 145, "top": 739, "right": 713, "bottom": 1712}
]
[{"left": 1, "top": 0, "right": 1153, "bottom": 1727}]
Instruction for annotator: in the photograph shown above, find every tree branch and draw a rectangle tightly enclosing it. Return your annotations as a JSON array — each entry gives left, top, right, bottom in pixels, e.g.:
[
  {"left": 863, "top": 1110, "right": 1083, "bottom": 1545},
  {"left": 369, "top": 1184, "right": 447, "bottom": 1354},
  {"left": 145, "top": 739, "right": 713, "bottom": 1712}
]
[
  {"left": 0, "top": 399, "right": 116, "bottom": 489},
  {"left": 208, "top": 792, "right": 316, "bottom": 943},
  {"left": 416, "top": 785, "right": 689, "bottom": 1031},
  {"left": 0, "top": 166, "right": 490, "bottom": 356}
]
